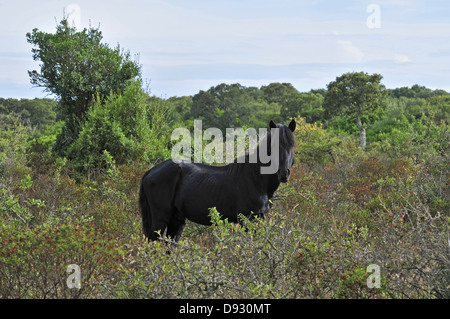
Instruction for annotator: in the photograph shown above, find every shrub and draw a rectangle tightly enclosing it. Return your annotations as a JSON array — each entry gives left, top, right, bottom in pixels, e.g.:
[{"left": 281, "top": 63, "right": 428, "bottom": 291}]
[
  {"left": 0, "top": 222, "right": 123, "bottom": 298},
  {"left": 67, "top": 80, "right": 171, "bottom": 178},
  {"left": 293, "top": 116, "right": 341, "bottom": 167},
  {"left": 0, "top": 113, "right": 30, "bottom": 185},
  {"left": 96, "top": 208, "right": 305, "bottom": 298},
  {"left": 95, "top": 206, "right": 396, "bottom": 299}
]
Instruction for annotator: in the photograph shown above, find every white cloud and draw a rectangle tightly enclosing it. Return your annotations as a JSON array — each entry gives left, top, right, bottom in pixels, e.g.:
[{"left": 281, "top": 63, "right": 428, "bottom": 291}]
[
  {"left": 394, "top": 54, "right": 411, "bottom": 63},
  {"left": 337, "top": 40, "right": 365, "bottom": 62}
]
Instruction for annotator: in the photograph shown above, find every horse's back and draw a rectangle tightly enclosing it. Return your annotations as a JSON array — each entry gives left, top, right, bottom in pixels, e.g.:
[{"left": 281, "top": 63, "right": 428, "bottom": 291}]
[
  {"left": 142, "top": 160, "right": 267, "bottom": 226},
  {"left": 175, "top": 162, "right": 264, "bottom": 225},
  {"left": 171, "top": 162, "right": 231, "bottom": 224}
]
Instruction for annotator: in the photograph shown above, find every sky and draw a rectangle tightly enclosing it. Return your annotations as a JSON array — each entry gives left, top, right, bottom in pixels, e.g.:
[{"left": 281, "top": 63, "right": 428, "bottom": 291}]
[{"left": 0, "top": 0, "right": 449, "bottom": 99}]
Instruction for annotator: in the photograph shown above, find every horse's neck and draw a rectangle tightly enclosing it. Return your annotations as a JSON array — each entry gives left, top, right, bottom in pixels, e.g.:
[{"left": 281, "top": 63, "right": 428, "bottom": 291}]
[
  {"left": 264, "top": 173, "right": 280, "bottom": 199},
  {"left": 230, "top": 160, "right": 279, "bottom": 198}
]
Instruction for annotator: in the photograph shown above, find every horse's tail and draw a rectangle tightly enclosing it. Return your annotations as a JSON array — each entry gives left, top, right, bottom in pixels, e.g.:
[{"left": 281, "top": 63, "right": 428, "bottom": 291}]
[{"left": 139, "top": 170, "right": 152, "bottom": 240}]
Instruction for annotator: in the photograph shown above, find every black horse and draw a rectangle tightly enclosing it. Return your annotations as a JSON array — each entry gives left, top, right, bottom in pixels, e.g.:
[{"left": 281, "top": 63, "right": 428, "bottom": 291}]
[{"left": 139, "top": 119, "right": 296, "bottom": 242}]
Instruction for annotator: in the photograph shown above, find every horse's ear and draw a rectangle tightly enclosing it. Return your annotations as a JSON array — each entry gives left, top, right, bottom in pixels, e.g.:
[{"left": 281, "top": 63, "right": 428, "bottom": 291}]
[
  {"left": 288, "top": 119, "right": 296, "bottom": 132},
  {"left": 269, "top": 120, "right": 277, "bottom": 129}
]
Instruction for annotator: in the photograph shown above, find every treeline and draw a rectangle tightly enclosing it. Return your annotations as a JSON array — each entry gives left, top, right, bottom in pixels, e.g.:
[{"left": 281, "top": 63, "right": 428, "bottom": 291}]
[
  {"left": 0, "top": 97, "right": 57, "bottom": 128},
  {"left": 2, "top": 80, "right": 448, "bottom": 178},
  {"left": 1, "top": 82, "right": 447, "bottom": 132},
  {"left": 166, "top": 82, "right": 449, "bottom": 133},
  {"left": 2, "top": 81, "right": 448, "bottom": 152}
]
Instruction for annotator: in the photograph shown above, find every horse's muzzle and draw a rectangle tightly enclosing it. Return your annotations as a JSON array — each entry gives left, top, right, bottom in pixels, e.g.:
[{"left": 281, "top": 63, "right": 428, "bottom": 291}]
[{"left": 279, "top": 168, "right": 290, "bottom": 183}]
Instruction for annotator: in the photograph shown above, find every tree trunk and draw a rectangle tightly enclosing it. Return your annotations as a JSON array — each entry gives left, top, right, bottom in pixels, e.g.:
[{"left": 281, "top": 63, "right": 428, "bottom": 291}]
[{"left": 355, "top": 111, "right": 366, "bottom": 149}]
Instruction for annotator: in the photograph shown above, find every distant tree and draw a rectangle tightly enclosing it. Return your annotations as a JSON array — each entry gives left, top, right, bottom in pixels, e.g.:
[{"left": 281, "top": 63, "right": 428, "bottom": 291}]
[
  {"left": 261, "top": 83, "right": 302, "bottom": 123},
  {"left": 310, "top": 88, "right": 327, "bottom": 97},
  {"left": 389, "top": 84, "right": 446, "bottom": 99},
  {"left": 165, "top": 96, "right": 193, "bottom": 124},
  {"left": 191, "top": 83, "right": 252, "bottom": 130},
  {"left": 244, "top": 86, "right": 264, "bottom": 101},
  {"left": 0, "top": 98, "right": 57, "bottom": 128},
  {"left": 282, "top": 92, "right": 324, "bottom": 123},
  {"left": 427, "top": 94, "right": 450, "bottom": 125},
  {"left": 26, "top": 18, "right": 141, "bottom": 155},
  {"left": 409, "top": 84, "right": 434, "bottom": 99},
  {"left": 191, "top": 89, "right": 220, "bottom": 128},
  {"left": 247, "top": 99, "right": 281, "bottom": 128},
  {"left": 261, "top": 83, "right": 298, "bottom": 105},
  {"left": 324, "top": 72, "right": 387, "bottom": 149}
]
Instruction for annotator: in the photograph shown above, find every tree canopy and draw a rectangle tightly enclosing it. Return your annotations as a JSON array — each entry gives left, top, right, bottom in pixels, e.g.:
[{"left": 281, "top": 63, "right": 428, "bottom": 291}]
[
  {"left": 324, "top": 72, "right": 387, "bottom": 149},
  {"left": 27, "top": 18, "right": 141, "bottom": 155}
]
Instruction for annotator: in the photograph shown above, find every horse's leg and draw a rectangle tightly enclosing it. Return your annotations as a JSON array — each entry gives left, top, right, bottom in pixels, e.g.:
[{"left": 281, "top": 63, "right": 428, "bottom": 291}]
[
  {"left": 149, "top": 206, "right": 174, "bottom": 241},
  {"left": 167, "top": 215, "right": 186, "bottom": 243}
]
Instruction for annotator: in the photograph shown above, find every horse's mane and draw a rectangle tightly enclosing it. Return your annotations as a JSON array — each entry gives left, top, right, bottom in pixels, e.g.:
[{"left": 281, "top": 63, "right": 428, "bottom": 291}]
[
  {"left": 254, "top": 123, "right": 296, "bottom": 158},
  {"left": 274, "top": 123, "right": 296, "bottom": 149}
]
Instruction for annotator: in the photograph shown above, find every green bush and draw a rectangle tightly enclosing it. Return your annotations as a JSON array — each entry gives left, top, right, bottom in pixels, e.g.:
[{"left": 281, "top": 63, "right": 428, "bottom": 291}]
[
  {"left": 293, "top": 116, "right": 341, "bottom": 167},
  {"left": 0, "top": 222, "right": 123, "bottom": 298},
  {"left": 95, "top": 207, "right": 396, "bottom": 299},
  {"left": 27, "top": 121, "right": 64, "bottom": 173},
  {"left": 0, "top": 113, "right": 30, "bottom": 182},
  {"left": 67, "top": 80, "right": 171, "bottom": 177}
]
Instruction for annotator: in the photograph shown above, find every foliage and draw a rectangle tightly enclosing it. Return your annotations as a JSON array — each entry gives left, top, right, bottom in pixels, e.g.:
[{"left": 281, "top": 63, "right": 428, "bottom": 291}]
[
  {"left": 165, "top": 96, "right": 193, "bottom": 125},
  {"left": 190, "top": 83, "right": 254, "bottom": 130},
  {"left": 324, "top": 72, "right": 387, "bottom": 149},
  {"left": 293, "top": 116, "right": 341, "bottom": 167},
  {"left": 389, "top": 84, "right": 448, "bottom": 99},
  {"left": 261, "top": 82, "right": 298, "bottom": 105},
  {"left": 0, "top": 98, "right": 57, "bottom": 128},
  {"left": 0, "top": 112, "right": 30, "bottom": 182},
  {"left": 67, "top": 80, "right": 171, "bottom": 177},
  {"left": 27, "top": 120, "right": 64, "bottom": 173},
  {"left": 282, "top": 92, "right": 324, "bottom": 124},
  {"left": 27, "top": 18, "right": 141, "bottom": 155},
  {"left": 0, "top": 221, "right": 123, "bottom": 298}
]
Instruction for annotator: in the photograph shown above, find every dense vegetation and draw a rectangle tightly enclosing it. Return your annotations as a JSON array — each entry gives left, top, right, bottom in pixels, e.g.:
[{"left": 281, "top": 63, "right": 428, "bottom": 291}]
[{"left": 0, "top": 19, "right": 448, "bottom": 299}]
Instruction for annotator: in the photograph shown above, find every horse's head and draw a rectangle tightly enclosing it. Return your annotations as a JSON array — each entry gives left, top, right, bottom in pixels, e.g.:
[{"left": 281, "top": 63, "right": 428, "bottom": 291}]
[{"left": 269, "top": 119, "right": 296, "bottom": 183}]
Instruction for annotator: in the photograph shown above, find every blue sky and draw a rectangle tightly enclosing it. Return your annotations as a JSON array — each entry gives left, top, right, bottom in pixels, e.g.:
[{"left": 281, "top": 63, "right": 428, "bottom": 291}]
[{"left": 0, "top": 0, "right": 449, "bottom": 98}]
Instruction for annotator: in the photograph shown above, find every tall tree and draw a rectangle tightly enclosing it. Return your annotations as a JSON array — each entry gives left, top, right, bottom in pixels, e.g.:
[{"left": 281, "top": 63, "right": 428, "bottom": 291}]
[
  {"left": 26, "top": 18, "right": 141, "bottom": 155},
  {"left": 324, "top": 72, "right": 386, "bottom": 149}
]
